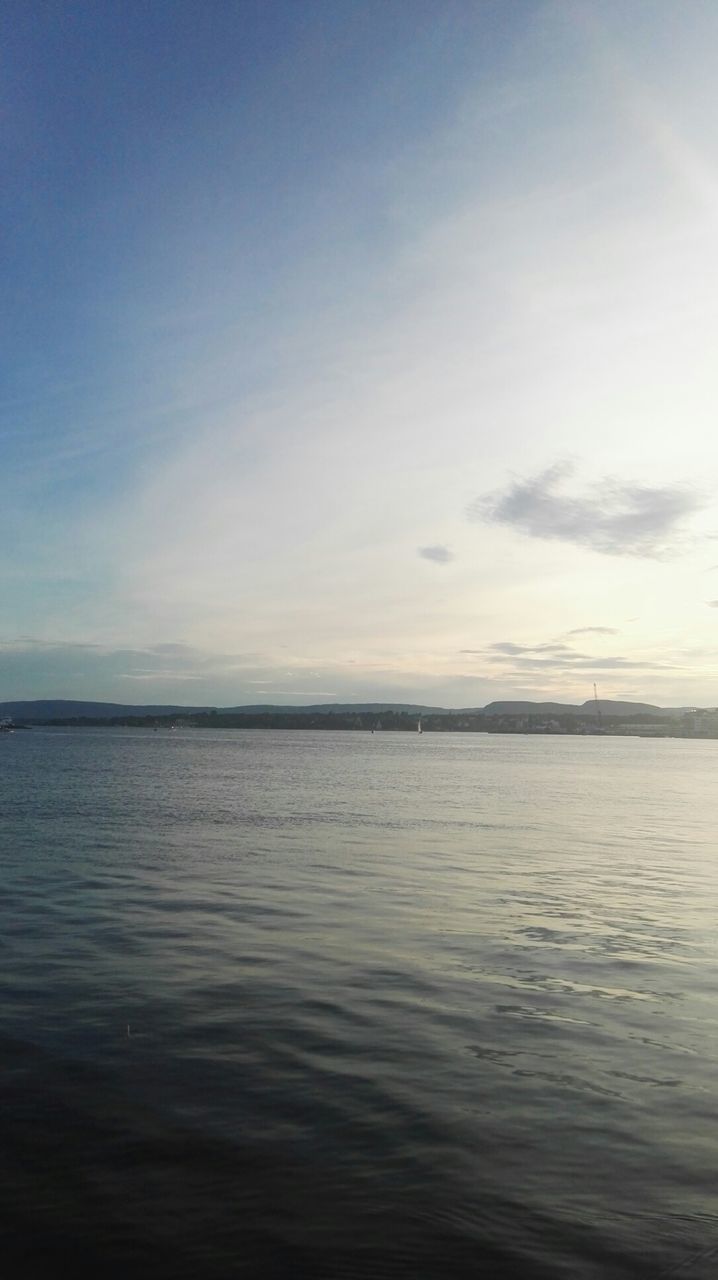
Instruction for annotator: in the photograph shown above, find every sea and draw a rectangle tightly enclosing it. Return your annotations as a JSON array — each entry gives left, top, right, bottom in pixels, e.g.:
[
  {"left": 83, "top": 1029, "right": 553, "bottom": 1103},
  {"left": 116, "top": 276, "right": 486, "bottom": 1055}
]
[{"left": 1, "top": 727, "right": 717, "bottom": 1279}]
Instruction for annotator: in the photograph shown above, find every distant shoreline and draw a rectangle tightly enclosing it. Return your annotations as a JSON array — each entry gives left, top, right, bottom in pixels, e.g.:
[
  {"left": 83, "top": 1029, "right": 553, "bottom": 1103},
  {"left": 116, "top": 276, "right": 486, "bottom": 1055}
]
[{"left": 18, "top": 711, "right": 718, "bottom": 740}]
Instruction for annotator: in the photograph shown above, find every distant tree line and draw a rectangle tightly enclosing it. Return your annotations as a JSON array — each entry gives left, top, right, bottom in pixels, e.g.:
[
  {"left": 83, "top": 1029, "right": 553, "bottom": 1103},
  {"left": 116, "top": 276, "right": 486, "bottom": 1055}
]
[
  {"left": 42, "top": 710, "right": 483, "bottom": 731},
  {"left": 36, "top": 709, "right": 701, "bottom": 736}
]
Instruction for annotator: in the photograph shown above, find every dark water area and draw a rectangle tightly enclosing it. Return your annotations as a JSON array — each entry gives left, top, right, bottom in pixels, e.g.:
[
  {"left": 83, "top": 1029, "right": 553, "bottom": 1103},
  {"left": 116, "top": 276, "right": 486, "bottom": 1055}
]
[{"left": 1, "top": 728, "right": 717, "bottom": 1278}]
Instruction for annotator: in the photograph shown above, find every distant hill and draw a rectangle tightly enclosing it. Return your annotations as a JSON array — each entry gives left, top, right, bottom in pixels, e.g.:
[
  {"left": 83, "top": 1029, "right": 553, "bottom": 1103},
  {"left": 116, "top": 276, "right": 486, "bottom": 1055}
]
[
  {"left": 222, "top": 702, "right": 446, "bottom": 716},
  {"left": 0, "top": 697, "right": 684, "bottom": 723},
  {"left": 588, "top": 700, "right": 674, "bottom": 718},
  {"left": 0, "top": 700, "right": 214, "bottom": 722},
  {"left": 0, "top": 699, "right": 447, "bottom": 723},
  {"left": 482, "top": 701, "right": 581, "bottom": 717},
  {"left": 482, "top": 700, "right": 671, "bottom": 719}
]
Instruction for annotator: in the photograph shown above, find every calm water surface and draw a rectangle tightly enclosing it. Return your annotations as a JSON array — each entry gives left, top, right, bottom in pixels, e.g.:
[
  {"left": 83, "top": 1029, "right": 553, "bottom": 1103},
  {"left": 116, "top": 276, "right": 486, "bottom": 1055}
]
[{"left": 1, "top": 729, "right": 717, "bottom": 1278}]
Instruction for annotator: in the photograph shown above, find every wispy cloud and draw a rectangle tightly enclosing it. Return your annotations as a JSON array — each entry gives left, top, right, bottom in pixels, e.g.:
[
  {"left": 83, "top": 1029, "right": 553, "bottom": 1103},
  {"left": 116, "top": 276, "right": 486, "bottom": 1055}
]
[
  {"left": 0, "top": 637, "right": 102, "bottom": 650},
  {"left": 469, "top": 462, "right": 703, "bottom": 558},
  {"left": 117, "top": 671, "right": 204, "bottom": 681},
  {"left": 488, "top": 642, "right": 584, "bottom": 657},
  {"left": 278, "top": 691, "right": 339, "bottom": 698},
  {"left": 418, "top": 545, "right": 454, "bottom": 564},
  {"left": 464, "top": 639, "right": 674, "bottom": 673},
  {"left": 566, "top": 626, "right": 618, "bottom": 636}
]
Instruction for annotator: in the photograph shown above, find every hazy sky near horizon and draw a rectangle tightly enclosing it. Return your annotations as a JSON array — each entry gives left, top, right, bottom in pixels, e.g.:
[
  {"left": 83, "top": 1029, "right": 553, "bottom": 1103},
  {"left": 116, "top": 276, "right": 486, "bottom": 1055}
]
[{"left": 3, "top": 0, "right": 718, "bottom": 707}]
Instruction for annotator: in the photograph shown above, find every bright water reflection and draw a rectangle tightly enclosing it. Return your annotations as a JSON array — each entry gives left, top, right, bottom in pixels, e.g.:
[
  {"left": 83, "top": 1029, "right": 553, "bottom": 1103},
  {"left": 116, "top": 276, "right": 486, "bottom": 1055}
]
[{"left": 1, "top": 729, "right": 717, "bottom": 1277}]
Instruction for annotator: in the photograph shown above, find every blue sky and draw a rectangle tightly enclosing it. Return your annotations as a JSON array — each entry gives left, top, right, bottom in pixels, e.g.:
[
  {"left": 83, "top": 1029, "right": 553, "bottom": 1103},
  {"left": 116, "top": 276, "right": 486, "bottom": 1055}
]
[{"left": 3, "top": 1, "right": 718, "bottom": 706}]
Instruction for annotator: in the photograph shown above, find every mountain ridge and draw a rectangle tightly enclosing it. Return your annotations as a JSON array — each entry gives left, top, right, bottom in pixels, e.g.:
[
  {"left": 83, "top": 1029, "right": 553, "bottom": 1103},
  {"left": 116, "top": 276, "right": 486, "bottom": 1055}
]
[
  {"left": 0, "top": 697, "right": 692, "bottom": 722},
  {"left": 480, "top": 699, "right": 673, "bottom": 718}
]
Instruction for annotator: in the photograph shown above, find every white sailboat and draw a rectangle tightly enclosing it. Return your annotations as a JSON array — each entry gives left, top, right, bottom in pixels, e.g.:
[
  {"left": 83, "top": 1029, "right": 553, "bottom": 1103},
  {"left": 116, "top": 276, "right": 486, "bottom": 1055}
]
[{"left": 417, "top": 719, "right": 423, "bottom": 734}]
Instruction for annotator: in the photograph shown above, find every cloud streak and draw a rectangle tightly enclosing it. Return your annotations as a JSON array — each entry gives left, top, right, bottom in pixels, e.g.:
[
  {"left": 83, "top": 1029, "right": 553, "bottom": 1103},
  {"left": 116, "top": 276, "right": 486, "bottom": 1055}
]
[
  {"left": 470, "top": 463, "right": 703, "bottom": 557},
  {"left": 566, "top": 626, "right": 618, "bottom": 636},
  {"left": 418, "top": 545, "right": 454, "bottom": 564},
  {"left": 464, "top": 639, "right": 674, "bottom": 673}
]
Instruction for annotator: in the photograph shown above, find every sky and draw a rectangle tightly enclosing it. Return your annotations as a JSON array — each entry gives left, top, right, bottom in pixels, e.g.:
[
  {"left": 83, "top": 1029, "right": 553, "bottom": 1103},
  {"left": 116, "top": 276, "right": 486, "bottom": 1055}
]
[{"left": 3, "top": 0, "right": 718, "bottom": 708}]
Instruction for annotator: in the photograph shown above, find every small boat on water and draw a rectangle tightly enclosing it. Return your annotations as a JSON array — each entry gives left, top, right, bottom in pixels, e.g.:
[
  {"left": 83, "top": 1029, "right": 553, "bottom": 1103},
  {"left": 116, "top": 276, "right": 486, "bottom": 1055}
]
[
  {"left": 417, "top": 719, "right": 423, "bottom": 734},
  {"left": 0, "top": 717, "right": 14, "bottom": 733}
]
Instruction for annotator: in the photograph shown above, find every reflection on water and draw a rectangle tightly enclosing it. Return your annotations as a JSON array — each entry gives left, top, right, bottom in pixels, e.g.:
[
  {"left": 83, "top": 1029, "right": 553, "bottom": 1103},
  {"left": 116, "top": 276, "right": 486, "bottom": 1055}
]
[{"left": 1, "top": 729, "right": 718, "bottom": 1277}]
